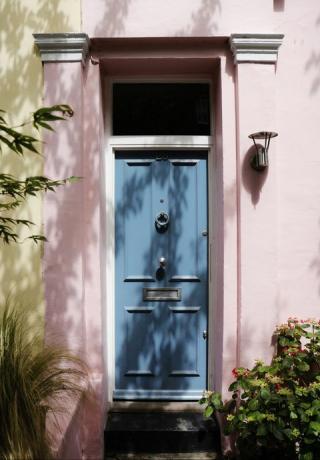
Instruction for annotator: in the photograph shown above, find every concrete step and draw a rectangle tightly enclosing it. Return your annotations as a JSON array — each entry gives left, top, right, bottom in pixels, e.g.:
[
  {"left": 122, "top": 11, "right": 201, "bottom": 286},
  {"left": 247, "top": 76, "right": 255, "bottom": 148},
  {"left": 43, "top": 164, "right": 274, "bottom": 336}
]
[
  {"left": 105, "top": 453, "right": 218, "bottom": 459},
  {"left": 104, "top": 412, "right": 220, "bottom": 458}
]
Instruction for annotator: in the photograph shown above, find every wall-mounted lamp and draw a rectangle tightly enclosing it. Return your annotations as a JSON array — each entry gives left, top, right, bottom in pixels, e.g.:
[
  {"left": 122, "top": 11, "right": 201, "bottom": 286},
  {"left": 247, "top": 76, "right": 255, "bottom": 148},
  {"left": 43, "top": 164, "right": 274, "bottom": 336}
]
[{"left": 248, "top": 131, "right": 278, "bottom": 172}]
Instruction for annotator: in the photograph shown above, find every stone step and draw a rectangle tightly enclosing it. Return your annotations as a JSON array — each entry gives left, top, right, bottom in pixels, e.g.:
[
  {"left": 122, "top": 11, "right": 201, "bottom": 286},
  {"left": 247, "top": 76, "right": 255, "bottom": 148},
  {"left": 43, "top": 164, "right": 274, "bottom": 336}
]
[
  {"left": 105, "top": 453, "right": 218, "bottom": 459},
  {"left": 104, "top": 412, "right": 220, "bottom": 458}
]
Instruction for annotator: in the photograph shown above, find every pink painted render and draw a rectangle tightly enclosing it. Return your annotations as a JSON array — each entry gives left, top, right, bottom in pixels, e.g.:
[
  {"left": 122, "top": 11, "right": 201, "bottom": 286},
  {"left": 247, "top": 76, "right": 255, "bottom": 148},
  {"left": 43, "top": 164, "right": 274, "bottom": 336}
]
[
  {"left": 83, "top": 0, "right": 282, "bottom": 38},
  {"left": 43, "top": 61, "right": 105, "bottom": 458},
  {"left": 38, "top": 0, "right": 320, "bottom": 458}
]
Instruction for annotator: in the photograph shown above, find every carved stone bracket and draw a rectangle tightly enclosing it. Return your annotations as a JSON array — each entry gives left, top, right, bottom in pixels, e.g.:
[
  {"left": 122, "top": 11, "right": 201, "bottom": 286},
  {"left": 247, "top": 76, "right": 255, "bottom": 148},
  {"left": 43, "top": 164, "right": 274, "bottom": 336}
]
[
  {"left": 230, "top": 33, "right": 284, "bottom": 64},
  {"left": 33, "top": 33, "right": 90, "bottom": 65}
]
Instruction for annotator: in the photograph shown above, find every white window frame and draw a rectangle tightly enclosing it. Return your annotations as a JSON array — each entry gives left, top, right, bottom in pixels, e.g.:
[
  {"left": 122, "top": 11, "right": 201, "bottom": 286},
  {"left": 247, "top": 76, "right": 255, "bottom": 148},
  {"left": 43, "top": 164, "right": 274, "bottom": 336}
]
[{"left": 102, "top": 76, "right": 215, "bottom": 404}]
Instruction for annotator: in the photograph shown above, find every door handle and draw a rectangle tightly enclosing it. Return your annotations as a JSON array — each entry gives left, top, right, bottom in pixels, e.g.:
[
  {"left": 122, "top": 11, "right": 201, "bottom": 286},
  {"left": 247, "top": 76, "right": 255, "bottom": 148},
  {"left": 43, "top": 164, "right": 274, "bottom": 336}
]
[{"left": 203, "top": 330, "right": 208, "bottom": 340}]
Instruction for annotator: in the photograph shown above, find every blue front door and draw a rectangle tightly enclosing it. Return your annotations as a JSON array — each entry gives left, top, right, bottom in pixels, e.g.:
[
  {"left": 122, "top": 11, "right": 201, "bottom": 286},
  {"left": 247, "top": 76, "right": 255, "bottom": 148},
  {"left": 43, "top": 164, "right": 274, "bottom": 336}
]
[{"left": 115, "top": 151, "right": 208, "bottom": 400}]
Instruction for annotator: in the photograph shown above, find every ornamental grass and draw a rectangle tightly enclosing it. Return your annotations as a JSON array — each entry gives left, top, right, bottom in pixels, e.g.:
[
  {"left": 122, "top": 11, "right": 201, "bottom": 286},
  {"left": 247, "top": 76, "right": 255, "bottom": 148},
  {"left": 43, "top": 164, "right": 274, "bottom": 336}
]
[{"left": 0, "top": 304, "right": 87, "bottom": 460}]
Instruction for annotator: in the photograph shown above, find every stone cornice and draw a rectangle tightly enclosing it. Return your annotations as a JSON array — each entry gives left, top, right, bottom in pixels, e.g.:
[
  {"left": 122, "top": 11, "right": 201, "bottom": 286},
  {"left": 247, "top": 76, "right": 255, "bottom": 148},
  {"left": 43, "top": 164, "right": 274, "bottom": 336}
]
[
  {"left": 230, "top": 33, "right": 284, "bottom": 64},
  {"left": 33, "top": 33, "right": 90, "bottom": 65}
]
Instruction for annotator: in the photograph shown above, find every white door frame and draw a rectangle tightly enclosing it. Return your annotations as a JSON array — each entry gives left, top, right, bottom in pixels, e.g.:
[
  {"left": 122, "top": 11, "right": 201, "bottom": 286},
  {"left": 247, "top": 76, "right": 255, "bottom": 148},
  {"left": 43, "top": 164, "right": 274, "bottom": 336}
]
[{"left": 102, "top": 77, "right": 215, "bottom": 404}]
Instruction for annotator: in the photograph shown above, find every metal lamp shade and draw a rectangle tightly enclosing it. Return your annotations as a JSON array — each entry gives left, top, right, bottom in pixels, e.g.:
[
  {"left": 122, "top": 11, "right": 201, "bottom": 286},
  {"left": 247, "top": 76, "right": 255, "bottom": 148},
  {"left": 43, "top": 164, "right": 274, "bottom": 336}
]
[{"left": 249, "top": 131, "right": 278, "bottom": 172}]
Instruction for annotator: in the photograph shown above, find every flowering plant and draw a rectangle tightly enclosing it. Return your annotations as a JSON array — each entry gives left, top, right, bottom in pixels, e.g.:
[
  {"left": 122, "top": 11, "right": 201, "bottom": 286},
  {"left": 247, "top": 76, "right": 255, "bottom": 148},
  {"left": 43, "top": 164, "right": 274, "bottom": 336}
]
[{"left": 200, "top": 319, "right": 320, "bottom": 459}]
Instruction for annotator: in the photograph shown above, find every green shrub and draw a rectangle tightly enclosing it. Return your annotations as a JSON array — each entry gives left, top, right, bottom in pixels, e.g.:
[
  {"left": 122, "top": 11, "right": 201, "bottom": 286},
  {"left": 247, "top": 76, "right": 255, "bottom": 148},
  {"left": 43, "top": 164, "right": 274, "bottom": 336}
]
[
  {"left": 0, "top": 304, "right": 87, "bottom": 460},
  {"left": 200, "top": 318, "right": 320, "bottom": 460}
]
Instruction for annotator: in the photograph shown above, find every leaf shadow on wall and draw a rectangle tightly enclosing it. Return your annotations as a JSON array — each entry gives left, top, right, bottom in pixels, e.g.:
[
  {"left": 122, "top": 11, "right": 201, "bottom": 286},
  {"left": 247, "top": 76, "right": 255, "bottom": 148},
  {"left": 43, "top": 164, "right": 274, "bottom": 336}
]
[
  {"left": 92, "top": 0, "right": 131, "bottom": 36},
  {"left": 175, "top": 0, "right": 221, "bottom": 36},
  {"left": 41, "top": 42, "right": 108, "bottom": 460},
  {"left": 0, "top": 2, "right": 99, "bottom": 457},
  {"left": 0, "top": 0, "right": 74, "bottom": 329},
  {"left": 305, "top": 14, "right": 320, "bottom": 95},
  {"left": 92, "top": 0, "right": 221, "bottom": 38},
  {"left": 241, "top": 145, "right": 268, "bottom": 206}
]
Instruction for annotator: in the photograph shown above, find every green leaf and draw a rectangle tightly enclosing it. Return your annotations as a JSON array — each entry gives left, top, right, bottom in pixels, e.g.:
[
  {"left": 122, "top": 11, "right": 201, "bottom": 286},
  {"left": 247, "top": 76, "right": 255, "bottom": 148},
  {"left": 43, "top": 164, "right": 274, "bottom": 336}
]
[
  {"left": 282, "top": 428, "right": 293, "bottom": 439},
  {"left": 257, "top": 424, "right": 267, "bottom": 436},
  {"left": 297, "top": 362, "right": 310, "bottom": 372},
  {"left": 33, "top": 104, "right": 74, "bottom": 131},
  {"left": 238, "top": 378, "right": 250, "bottom": 391},
  {"left": 309, "top": 421, "right": 320, "bottom": 434},
  {"left": 28, "top": 235, "right": 47, "bottom": 244},
  {"left": 66, "top": 175, "right": 81, "bottom": 183},
  {"left": 279, "top": 337, "right": 296, "bottom": 346},
  {"left": 304, "top": 437, "right": 316, "bottom": 445},
  {"left": 0, "top": 109, "right": 7, "bottom": 125},
  {"left": 282, "top": 357, "right": 292, "bottom": 368},
  {"left": 35, "top": 120, "right": 55, "bottom": 131},
  {"left": 0, "top": 134, "right": 13, "bottom": 150},
  {"left": 204, "top": 406, "right": 214, "bottom": 418},
  {"left": 248, "top": 399, "right": 259, "bottom": 411},
  {"left": 0, "top": 104, "right": 75, "bottom": 244},
  {"left": 211, "top": 393, "right": 223, "bottom": 410},
  {"left": 228, "top": 381, "right": 238, "bottom": 391},
  {"left": 260, "top": 388, "right": 270, "bottom": 400},
  {"left": 269, "top": 423, "right": 284, "bottom": 441}
]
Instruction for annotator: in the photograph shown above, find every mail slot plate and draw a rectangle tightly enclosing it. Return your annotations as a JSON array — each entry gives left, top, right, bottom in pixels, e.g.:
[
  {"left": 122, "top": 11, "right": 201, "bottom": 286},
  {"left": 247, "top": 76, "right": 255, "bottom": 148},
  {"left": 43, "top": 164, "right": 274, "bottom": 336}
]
[{"left": 143, "top": 288, "right": 181, "bottom": 301}]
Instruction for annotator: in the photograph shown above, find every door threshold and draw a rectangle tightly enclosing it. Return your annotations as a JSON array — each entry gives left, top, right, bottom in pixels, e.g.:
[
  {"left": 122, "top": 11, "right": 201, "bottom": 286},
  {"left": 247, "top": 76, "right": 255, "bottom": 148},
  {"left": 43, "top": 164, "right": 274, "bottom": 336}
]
[{"left": 110, "top": 401, "right": 203, "bottom": 413}]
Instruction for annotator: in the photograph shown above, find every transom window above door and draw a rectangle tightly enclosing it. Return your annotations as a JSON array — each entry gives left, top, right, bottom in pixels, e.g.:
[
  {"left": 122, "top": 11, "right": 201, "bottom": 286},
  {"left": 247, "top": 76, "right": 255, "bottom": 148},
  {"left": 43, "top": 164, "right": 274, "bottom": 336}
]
[{"left": 112, "top": 83, "right": 211, "bottom": 136}]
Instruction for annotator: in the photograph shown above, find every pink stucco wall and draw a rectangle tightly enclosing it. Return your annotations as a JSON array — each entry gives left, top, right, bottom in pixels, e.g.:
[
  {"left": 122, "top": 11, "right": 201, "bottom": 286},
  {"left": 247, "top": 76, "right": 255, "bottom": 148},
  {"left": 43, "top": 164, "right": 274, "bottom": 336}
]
[
  {"left": 43, "top": 61, "right": 105, "bottom": 458},
  {"left": 40, "top": 0, "right": 320, "bottom": 458},
  {"left": 80, "top": 0, "right": 320, "bottom": 371},
  {"left": 83, "top": 0, "right": 283, "bottom": 38}
]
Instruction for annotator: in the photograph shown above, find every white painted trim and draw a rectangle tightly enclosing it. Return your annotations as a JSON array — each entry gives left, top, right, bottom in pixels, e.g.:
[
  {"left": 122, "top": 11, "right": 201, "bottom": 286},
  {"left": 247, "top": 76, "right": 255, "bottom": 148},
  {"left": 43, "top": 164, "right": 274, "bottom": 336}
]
[
  {"left": 33, "top": 33, "right": 90, "bottom": 64},
  {"left": 114, "top": 389, "right": 204, "bottom": 400},
  {"left": 109, "top": 136, "right": 212, "bottom": 148},
  {"left": 230, "top": 33, "right": 284, "bottom": 64},
  {"left": 103, "top": 77, "right": 215, "bottom": 404},
  {"left": 207, "top": 83, "right": 215, "bottom": 392},
  {"left": 104, "top": 82, "right": 115, "bottom": 403}
]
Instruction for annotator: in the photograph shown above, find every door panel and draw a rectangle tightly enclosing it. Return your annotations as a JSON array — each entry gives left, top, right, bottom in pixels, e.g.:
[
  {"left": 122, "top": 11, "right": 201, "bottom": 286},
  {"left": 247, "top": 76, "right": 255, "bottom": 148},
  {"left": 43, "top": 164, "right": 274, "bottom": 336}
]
[
  {"left": 123, "top": 159, "right": 154, "bottom": 281},
  {"left": 115, "top": 151, "right": 208, "bottom": 400},
  {"left": 169, "top": 307, "right": 200, "bottom": 376},
  {"left": 125, "top": 306, "right": 156, "bottom": 376}
]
